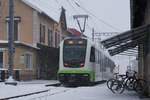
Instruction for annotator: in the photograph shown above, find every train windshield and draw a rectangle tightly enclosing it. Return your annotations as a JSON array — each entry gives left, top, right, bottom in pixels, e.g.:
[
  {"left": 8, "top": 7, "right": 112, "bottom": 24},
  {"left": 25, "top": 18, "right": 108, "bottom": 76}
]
[{"left": 63, "top": 39, "right": 87, "bottom": 68}]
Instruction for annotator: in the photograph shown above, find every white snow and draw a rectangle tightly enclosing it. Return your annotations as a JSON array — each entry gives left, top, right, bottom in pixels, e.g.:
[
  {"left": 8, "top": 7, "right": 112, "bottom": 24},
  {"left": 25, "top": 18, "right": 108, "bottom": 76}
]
[
  {"left": 0, "top": 40, "right": 39, "bottom": 49},
  {"left": 0, "top": 40, "right": 8, "bottom": 43},
  {"left": 22, "top": 0, "right": 61, "bottom": 22},
  {"left": 0, "top": 83, "right": 47, "bottom": 99},
  {"left": 0, "top": 80, "right": 58, "bottom": 99},
  {"left": 0, "top": 80, "right": 148, "bottom": 100}
]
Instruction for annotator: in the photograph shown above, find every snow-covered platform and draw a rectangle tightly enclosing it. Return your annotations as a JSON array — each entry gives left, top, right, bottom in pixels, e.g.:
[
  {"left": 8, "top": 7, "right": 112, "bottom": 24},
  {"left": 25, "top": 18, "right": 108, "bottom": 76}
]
[
  {"left": 0, "top": 80, "right": 149, "bottom": 100},
  {"left": 0, "top": 80, "right": 59, "bottom": 99}
]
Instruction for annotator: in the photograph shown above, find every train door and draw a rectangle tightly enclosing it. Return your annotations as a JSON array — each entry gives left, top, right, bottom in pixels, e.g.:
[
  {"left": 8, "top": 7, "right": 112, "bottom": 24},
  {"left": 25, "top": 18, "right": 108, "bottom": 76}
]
[
  {"left": 0, "top": 52, "right": 3, "bottom": 68},
  {"left": 100, "top": 53, "right": 104, "bottom": 80},
  {"left": 90, "top": 46, "right": 95, "bottom": 68},
  {"left": 90, "top": 47, "right": 96, "bottom": 81},
  {"left": 95, "top": 49, "right": 101, "bottom": 81}
]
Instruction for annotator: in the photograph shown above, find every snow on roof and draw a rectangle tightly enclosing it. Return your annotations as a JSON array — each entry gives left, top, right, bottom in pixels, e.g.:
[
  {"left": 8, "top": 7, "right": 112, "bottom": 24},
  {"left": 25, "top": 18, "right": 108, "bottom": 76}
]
[
  {"left": 0, "top": 40, "right": 39, "bottom": 49},
  {"left": 0, "top": 40, "right": 8, "bottom": 43},
  {"left": 67, "top": 28, "right": 81, "bottom": 36},
  {"left": 22, "top": 0, "right": 61, "bottom": 22}
]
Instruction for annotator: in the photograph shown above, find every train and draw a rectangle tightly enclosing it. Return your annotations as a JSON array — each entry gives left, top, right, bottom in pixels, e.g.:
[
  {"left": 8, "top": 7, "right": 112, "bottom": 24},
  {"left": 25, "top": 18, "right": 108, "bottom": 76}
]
[{"left": 57, "top": 37, "right": 115, "bottom": 85}]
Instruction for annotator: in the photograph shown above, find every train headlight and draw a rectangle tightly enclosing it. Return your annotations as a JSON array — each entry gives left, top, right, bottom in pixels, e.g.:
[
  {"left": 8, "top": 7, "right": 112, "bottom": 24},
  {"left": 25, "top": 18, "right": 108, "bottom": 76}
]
[
  {"left": 78, "top": 41, "right": 83, "bottom": 44},
  {"left": 80, "top": 63, "right": 84, "bottom": 67},
  {"left": 64, "top": 63, "right": 69, "bottom": 67},
  {"left": 68, "top": 41, "right": 74, "bottom": 44}
]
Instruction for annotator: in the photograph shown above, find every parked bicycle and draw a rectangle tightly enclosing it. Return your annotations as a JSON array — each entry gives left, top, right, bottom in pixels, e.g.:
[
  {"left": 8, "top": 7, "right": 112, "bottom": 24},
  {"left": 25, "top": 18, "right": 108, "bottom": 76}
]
[
  {"left": 106, "top": 70, "right": 147, "bottom": 95},
  {"left": 107, "top": 73, "right": 127, "bottom": 94}
]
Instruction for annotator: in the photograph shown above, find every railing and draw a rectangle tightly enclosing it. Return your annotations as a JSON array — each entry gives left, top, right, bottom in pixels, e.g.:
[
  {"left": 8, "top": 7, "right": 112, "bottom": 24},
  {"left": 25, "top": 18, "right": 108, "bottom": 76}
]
[{"left": 0, "top": 68, "right": 22, "bottom": 81}]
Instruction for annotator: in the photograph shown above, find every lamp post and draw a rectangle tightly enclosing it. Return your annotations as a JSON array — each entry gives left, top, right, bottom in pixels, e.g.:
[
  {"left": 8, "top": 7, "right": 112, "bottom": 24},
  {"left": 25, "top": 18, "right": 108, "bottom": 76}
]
[{"left": 5, "top": 0, "right": 17, "bottom": 85}]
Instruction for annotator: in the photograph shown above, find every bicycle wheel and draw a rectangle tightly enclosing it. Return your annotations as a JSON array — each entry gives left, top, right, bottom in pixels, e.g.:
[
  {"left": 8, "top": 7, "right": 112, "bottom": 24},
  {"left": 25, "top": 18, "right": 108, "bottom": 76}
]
[
  {"left": 107, "top": 79, "right": 116, "bottom": 89},
  {"left": 110, "top": 80, "right": 125, "bottom": 94},
  {"left": 126, "top": 77, "right": 136, "bottom": 90}
]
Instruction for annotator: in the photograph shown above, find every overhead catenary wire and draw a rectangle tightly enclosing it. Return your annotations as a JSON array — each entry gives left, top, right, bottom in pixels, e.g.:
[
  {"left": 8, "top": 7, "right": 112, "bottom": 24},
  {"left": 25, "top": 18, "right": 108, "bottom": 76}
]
[
  {"left": 54, "top": 0, "right": 97, "bottom": 35},
  {"left": 54, "top": 0, "right": 63, "bottom": 9},
  {"left": 72, "top": 0, "right": 122, "bottom": 32},
  {"left": 63, "top": 0, "right": 81, "bottom": 31},
  {"left": 36, "top": 0, "right": 60, "bottom": 13},
  {"left": 65, "top": 0, "right": 79, "bottom": 14},
  {"left": 55, "top": 0, "right": 59, "bottom": 4}
]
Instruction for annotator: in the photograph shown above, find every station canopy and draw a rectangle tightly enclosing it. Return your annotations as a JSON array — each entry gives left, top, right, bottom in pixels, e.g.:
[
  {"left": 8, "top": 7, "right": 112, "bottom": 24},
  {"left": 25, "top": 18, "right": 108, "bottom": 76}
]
[{"left": 101, "top": 25, "right": 149, "bottom": 56}]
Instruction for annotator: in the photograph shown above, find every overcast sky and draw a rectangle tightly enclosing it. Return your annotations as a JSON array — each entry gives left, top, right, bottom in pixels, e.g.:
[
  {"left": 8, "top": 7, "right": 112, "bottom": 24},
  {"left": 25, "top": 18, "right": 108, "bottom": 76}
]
[
  {"left": 56, "top": 0, "right": 131, "bottom": 36},
  {"left": 28, "top": 0, "right": 131, "bottom": 37}
]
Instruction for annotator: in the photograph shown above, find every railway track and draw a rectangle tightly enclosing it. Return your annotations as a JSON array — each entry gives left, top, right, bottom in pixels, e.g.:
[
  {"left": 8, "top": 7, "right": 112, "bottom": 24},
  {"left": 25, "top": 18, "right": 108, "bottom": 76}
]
[
  {"left": 0, "top": 89, "right": 49, "bottom": 100},
  {"left": 28, "top": 87, "right": 71, "bottom": 100},
  {"left": 0, "top": 83, "right": 62, "bottom": 100},
  {"left": 1, "top": 82, "right": 104, "bottom": 100},
  {"left": 9, "top": 87, "right": 72, "bottom": 100}
]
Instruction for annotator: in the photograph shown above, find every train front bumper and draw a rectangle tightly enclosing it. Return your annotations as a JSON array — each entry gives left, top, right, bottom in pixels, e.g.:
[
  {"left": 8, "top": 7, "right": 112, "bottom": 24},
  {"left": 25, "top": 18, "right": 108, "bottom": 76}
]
[{"left": 58, "top": 73, "right": 90, "bottom": 83}]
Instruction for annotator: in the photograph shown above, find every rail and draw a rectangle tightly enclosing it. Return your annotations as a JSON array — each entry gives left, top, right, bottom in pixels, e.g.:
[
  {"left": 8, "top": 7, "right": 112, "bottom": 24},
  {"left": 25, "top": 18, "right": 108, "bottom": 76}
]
[
  {"left": 0, "top": 83, "right": 61, "bottom": 100},
  {"left": 0, "top": 89, "right": 49, "bottom": 100}
]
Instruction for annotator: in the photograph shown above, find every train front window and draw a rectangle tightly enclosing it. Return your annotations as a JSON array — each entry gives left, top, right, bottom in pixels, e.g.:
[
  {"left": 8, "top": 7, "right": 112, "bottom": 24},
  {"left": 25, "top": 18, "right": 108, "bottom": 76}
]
[{"left": 63, "top": 39, "right": 87, "bottom": 68}]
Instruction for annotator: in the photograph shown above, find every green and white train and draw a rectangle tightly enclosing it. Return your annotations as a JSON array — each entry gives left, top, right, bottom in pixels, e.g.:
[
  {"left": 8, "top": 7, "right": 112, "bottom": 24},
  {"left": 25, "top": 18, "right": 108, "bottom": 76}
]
[{"left": 58, "top": 37, "right": 115, "bottom": 85}]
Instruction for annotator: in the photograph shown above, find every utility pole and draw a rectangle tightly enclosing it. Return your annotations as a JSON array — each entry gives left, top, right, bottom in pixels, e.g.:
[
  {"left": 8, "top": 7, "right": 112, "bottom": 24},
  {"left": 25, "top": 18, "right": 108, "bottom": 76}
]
[{"left": 5, "top": 0, "right": 17, "bottom": 85}]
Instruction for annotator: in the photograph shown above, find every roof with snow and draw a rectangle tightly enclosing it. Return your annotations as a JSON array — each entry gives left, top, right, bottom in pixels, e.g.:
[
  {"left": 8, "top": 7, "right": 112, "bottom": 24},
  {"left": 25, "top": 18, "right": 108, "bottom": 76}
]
[
  {"left": 22, "top": 0, "right": 61, "bottom": 22},
  {"left": 66, "top": 28, "right": 87, "bottom": 37},
  {"left": 0, "top": 40, "right": 39, "bottom": 49},
  {"left": 67, "top": 28, "right": 81, "bottom": 36}
]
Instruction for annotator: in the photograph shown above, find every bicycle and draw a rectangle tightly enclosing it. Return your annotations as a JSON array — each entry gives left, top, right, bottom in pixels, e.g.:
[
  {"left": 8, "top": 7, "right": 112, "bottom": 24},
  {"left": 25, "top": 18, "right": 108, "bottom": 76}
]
[
  {"left": 107, "top": 71, "right": 138, "bottom": 94},
  {"left": 107, "top": 74, "right": 128, "bottom": 94}
]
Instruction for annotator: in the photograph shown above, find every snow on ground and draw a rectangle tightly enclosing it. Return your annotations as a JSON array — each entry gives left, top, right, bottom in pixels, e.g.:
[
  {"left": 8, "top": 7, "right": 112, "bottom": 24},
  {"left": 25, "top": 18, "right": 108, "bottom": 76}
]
[
  {"left": 0, "top": 80, "right": 149, "bottom": 100},
  {"left": 0, "top": 80, "right": 58, "bottom": 99},
  {"left": 43, "top": 84, "right": 148, "bottom": 100}
]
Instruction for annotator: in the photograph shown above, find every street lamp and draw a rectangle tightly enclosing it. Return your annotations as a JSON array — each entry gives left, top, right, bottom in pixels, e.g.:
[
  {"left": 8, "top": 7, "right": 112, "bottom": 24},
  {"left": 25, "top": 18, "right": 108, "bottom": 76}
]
[{"left": 5, "top": 0, "right": 17, "bottom": 85}]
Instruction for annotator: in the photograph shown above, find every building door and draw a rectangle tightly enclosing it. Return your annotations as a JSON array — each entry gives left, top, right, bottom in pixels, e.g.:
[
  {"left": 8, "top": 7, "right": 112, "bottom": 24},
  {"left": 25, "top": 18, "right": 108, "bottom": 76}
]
[{"left": 0, "top": 52, "right": 3, "bottom": 68}]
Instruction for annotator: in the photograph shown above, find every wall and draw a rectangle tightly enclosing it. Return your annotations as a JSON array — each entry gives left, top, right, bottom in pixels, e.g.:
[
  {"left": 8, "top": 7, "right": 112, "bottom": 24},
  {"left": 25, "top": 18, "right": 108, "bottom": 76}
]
[
  {"left": 3, "top": 46, "right": 38, "bottom": 80},
  {"left": 144, "top": 1, "right": 150, "bottom": 24},
  {"left": 0, "top": 0, "right": 34, "bottom": 44},
  {"left": 144, "top": 0, "right": 150, "bottom": 95}
]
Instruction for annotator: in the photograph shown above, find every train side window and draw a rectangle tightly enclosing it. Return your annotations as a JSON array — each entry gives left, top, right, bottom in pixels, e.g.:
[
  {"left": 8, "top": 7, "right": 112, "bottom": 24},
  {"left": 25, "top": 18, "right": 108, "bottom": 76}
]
[{"left": 90, "top": 47, "right": 95, "bottom": 62}]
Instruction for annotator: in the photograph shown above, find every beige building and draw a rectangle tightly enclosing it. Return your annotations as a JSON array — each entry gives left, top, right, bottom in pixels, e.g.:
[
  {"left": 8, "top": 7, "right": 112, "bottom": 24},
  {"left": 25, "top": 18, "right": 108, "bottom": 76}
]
[{"left": 0, "top": 0, "right": 67, "bottom": 80}]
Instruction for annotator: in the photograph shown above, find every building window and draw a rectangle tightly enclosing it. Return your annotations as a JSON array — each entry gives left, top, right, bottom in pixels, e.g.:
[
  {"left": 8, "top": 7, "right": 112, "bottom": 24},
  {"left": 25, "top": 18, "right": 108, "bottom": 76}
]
[
  {"left": 57, "top": 33, "right": 60, "bottom": 45},
  {"left": 14, "top": 20, "right": 19, "bottom": 41},
  {"left": 40, "top": 24, "right": 45, "bottom": 43},
  {"left": 6, "top": 17, "right": 21, "bottom": 41},
  {"left": 55, "top": 32, "right": 57, "bottom": 47},
  {"left": 0, "top": 1, "right": 1, "bottom": 17},
  {"left": 48, "top": 29, "right": 53, "bottom": 47},
  {"left": 0, "top": 52, "right": 3, "bottom": 68},
  {"left": 24, "top": 53, "right": 33, "bottom": 69}
]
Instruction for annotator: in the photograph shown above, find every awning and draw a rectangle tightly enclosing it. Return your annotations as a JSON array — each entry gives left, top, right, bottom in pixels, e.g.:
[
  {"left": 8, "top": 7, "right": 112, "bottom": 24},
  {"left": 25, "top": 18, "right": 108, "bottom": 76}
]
[{"left": 101, "top": 25, "right": 149, "bottom": 56}]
